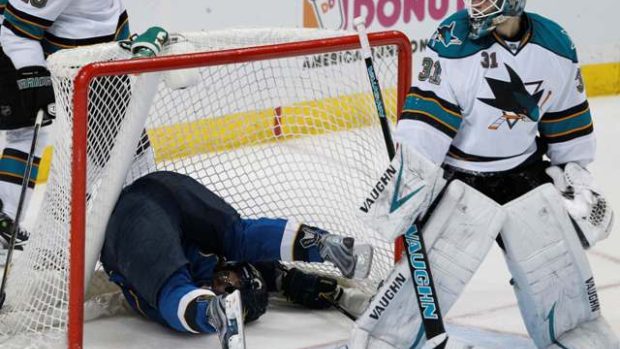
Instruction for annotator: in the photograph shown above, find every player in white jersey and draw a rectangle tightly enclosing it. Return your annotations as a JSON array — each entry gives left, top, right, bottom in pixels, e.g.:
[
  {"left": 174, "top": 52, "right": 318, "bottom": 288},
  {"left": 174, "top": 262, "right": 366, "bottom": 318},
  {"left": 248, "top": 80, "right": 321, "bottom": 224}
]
[
  {"left": 0, "top": 0, "right": 134, "bottom": 251},
  {"left": 349, "top": 1, "right": 617, "bottom": 348}
]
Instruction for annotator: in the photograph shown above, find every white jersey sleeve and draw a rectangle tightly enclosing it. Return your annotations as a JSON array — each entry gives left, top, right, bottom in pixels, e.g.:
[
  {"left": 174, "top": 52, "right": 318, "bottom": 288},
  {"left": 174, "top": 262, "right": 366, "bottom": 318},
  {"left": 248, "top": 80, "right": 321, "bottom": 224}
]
[
  {"left": 1, "top": 0, "right": 71, "bottom": 67},
  {"left": 0, "top": 0, "right": 128, "bottom": 68},
  {"left": 538, "top": 49, "right": 595, "bottom": 167},
  {"left": 394, "top": 36, "right": 463, "bottom": 166}
]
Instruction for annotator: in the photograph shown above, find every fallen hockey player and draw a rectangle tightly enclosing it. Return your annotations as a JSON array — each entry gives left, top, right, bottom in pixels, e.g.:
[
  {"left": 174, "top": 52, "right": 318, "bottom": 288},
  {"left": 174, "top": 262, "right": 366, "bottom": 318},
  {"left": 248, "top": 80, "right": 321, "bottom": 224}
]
[{"left": 99, "top": 171, "right": 373, "bottom": 349}]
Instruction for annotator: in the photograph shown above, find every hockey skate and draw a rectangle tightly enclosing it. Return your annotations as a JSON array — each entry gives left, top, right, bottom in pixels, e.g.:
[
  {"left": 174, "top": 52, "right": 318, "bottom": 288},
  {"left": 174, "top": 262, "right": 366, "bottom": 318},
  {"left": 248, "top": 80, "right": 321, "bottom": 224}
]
[
  {"left": 0, "top": 202, "right": 29, "bottom": 266},
  {"left": 208, "top": 290, "right": 246, "bottom": 349},
  {"left": 307, "top": 226, "right": 373, "bottom": 279}
]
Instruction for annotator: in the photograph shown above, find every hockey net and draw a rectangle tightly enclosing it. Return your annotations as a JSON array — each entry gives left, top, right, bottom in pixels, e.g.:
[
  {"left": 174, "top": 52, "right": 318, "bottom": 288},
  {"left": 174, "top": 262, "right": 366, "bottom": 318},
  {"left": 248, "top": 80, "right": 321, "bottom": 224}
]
[{"left": 0, "top": 28, "right": 411, "bottom": 348}]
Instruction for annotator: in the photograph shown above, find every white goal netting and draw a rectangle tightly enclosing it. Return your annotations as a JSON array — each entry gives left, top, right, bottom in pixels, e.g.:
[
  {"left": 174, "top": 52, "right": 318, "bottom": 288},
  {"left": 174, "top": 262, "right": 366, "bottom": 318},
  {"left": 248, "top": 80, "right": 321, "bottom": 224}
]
[{"left": 0, "top": 28, "right": 410, "bottom": 348}]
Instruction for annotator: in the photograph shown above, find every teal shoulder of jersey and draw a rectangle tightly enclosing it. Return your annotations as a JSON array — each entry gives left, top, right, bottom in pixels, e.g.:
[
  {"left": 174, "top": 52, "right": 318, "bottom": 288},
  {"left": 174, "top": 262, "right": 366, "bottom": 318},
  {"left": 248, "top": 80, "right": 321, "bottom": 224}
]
[
  {"left": 527, "top": 12, "right": 578, "bottom": 63},
  {"left": 428, "top": 10, "right": 495, "bottom": 59}
]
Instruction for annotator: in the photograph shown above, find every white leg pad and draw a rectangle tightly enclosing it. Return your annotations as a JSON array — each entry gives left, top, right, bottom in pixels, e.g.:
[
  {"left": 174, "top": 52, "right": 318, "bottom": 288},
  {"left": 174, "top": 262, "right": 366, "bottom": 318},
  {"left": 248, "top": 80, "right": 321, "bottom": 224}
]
[
  {"left": 501, "top": 184, "right": 617, "bottom": 348},
  {"left": 547, "top": 317, "right": 619, "bottom": 349},
  {"left": 350, "top": 180, "right": 505, "bottom": 349}
]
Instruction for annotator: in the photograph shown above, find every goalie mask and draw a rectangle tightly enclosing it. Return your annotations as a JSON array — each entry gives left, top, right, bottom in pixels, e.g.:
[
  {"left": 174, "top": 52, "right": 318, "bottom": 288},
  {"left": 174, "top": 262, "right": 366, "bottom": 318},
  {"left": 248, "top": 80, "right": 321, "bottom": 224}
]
[
  {"left": 213, "top": 261, "right": 268, "bottom": 322},
  {"left": 465, "top": 0, "right": 526, "bottom": 39}
]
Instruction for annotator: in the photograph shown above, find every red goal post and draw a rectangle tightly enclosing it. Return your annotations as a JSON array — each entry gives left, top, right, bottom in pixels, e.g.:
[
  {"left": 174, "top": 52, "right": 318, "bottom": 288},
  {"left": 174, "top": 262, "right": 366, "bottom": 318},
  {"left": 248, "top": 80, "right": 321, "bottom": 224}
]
[{"left": 67, "top": 30, "right": 411, "bottom": 348}]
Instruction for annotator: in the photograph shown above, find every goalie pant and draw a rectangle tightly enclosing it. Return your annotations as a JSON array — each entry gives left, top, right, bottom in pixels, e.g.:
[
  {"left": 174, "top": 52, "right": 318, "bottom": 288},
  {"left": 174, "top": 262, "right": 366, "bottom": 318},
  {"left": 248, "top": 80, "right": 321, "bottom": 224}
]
[
  {"left": 100, "top": 171, "right": 333, "bottom": 334},
  {"left": 351, "top": 158, "right": 618, "bottom": 348}
]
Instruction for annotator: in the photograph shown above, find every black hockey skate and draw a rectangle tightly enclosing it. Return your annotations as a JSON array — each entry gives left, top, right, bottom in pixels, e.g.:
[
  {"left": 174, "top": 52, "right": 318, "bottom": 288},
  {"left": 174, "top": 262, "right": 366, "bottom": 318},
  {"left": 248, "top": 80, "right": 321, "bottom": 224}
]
[
  {"left": 207, "top": 290, "right": 245, "bottom": 349},
  {"left": 0, "top": 208, "right": 29, "bottom": 252}
]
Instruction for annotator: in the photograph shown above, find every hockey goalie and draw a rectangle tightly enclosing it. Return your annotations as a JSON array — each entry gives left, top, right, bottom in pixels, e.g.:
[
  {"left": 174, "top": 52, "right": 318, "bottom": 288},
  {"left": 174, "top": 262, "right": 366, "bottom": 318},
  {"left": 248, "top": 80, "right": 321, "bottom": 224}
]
[{"left": 348, "top": 0, "right": 618, "bottom": 348}]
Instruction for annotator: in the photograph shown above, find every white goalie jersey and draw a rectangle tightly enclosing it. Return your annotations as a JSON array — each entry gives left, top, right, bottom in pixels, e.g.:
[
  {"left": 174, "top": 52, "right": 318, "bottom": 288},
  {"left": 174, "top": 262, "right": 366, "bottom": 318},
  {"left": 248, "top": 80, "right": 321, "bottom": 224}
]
[{"left": 395, "top": 10, "right": 595, "bottom": 172}]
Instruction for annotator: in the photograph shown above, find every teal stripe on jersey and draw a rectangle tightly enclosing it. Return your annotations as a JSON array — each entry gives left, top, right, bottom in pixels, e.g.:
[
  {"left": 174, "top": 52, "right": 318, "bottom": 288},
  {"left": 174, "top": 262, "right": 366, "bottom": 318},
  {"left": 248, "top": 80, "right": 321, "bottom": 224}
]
[
  {"left": 0, "top": 157, "right": 39, "bottom": 182},
  {"left": 539, "top": 109, "right": 592, "bottom": 137},
  {"left": 3, "top": 8, "right": 46, "bottom": 40},
  {"left": 115, "top": 21, "right": 130, "bottom": 41},
  {"left": 404, "top": 94, "right": 462, "bottom": 131},
  {"left": 41, "top": 40, "right": 62, "bottom": 55}
]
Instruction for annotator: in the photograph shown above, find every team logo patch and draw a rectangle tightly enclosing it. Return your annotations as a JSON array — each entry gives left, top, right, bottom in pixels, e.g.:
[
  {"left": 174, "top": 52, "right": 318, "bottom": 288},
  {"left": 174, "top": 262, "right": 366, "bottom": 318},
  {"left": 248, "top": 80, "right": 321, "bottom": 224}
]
[
  {"left": 431, "top": 22, "right": 462, "bottom": 48},
  {"left": 480, "top": 64, "right": 552, "bottom": 130}
]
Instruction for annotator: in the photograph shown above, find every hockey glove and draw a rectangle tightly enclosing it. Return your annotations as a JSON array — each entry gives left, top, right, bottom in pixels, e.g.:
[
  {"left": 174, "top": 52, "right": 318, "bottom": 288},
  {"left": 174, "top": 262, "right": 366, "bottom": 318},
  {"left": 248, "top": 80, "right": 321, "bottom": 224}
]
[
  {"left": 546, "top": 163, "right": 614, "bottom": 248},
  {"left": 281, "top": 267, "right": 338, "bottom": 309},
  {"left": 16, "top": 66, "right": 55, "bottom": 126},
  {"left": 130, "top": 26, "right": 169, "bottom": 58}
]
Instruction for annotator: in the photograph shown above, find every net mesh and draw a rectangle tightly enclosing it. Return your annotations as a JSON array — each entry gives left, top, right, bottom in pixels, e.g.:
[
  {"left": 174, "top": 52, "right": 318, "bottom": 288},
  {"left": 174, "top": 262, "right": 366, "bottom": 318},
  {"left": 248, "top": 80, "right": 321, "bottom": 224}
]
[{"left": 0, "top": 28, "right": 406, "bottom": 348}]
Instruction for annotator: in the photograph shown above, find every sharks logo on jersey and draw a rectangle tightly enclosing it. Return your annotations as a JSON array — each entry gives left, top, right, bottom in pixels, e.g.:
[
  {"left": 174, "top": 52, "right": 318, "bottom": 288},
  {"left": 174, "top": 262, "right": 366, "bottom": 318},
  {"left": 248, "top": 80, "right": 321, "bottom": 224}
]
[
  {"left": 430, "top": 22, "right": 462, "bottom": 48},
  {"left": 480, "top": 64, "right": 551, "bottom": 130}
]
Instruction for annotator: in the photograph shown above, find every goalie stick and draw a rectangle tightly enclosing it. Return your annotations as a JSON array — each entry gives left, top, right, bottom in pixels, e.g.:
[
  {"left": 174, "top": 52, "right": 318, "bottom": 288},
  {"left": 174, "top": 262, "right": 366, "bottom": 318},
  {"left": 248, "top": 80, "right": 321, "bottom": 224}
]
[
  {"left": 354, "top": 18, "right": 451, "bottom": 349},
  {"left": 0, "top": 110, "right": 45, "bottom": 309}
]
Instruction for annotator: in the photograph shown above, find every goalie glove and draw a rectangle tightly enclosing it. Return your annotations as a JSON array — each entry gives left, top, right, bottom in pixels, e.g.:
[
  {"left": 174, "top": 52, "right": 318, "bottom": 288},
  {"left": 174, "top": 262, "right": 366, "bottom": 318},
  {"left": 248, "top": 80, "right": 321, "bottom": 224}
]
[
  {"left": 546, "top": 163, "right": 614, "bottom": 248},
  {"left": 15, "top": 66, "right": 55, "bottom": 126}
]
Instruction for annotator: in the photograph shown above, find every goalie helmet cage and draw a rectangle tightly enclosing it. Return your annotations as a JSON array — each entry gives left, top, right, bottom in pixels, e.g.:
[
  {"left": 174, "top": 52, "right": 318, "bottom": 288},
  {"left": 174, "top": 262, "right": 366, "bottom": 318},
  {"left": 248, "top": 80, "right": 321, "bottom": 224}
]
[{"left": 0, "top": 28, "right": 411, "bottom": 349}]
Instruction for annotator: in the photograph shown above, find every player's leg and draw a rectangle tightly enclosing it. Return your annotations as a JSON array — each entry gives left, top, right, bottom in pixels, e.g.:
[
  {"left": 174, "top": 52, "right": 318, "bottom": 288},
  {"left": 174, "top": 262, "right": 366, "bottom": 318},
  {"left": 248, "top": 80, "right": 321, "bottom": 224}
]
[
  {"left": 0, "top": 46, "right": 52, "bottom": 251},
  {"left": 501, "top": 184, "right": 619, "bottom": 349},
  {"left": 99, "top": 190, "right": 223, "bottom": 334},
  {"left": 99, "top": 187, "right": 190, "bottom": 309},
  {"left": 350, "top": 180, "right": 505, "bottom": 348},
  {"left": 227, "top": 217, "right": 373, "bottom": 279},
  {"left": 134, "top": 170, "right": 371, "bottom": 279},
  {"left": 100, "top": 182, "right": 250, "bottom": 343}
]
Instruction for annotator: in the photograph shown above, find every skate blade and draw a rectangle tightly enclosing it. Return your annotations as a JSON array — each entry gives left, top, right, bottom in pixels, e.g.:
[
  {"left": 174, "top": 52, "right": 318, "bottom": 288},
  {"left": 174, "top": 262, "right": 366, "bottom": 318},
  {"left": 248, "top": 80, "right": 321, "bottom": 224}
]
[
  {"left": 225, "top": 290, "right": 246, "bottom": 349},
  {"left": 352, "top": 244, "right": 373, "bottom": 279}
]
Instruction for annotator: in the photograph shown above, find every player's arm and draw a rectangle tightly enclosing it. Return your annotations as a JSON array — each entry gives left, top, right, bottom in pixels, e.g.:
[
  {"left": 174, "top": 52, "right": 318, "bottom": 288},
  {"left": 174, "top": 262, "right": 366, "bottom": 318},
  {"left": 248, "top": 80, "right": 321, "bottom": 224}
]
[
  {"left": 538, "top": 56, "right": 594, "bottom": 167},
  {"left": 395, "top": 45, "right": 463, "bottom": 166},
  {"left": 539, "top": 42, "right": 613, "bottom": 247}
]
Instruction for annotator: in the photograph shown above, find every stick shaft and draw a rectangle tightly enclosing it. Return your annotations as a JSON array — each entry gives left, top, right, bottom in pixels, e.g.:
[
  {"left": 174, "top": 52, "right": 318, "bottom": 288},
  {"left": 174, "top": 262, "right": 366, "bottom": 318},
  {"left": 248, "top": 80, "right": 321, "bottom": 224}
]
[
  {"left": 0, "top": 110, "right": 45, "bottom": 308},
  {"left": 355, "top": 17, "right": 448, "bottom": 347}
]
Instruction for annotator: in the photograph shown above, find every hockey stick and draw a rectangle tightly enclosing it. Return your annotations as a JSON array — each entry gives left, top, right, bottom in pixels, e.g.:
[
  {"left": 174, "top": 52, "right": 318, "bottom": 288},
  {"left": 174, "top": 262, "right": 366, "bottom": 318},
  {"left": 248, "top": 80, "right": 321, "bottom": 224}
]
[
  {"left": 353, "top": 18, "right": 395, "bottom": 160},
  {"left": 320, "top": 294, "right": 358, "bottom": 322},
  {"left": 353, "top": 18, "right": 450, "bottom": 349},
  {"left": 0, "top": 110, "right": 45, "bottom": 309}
]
